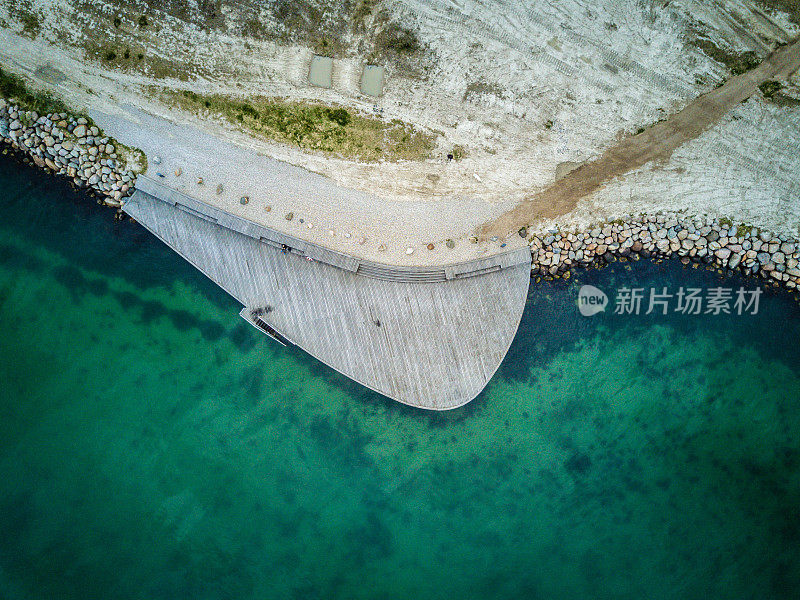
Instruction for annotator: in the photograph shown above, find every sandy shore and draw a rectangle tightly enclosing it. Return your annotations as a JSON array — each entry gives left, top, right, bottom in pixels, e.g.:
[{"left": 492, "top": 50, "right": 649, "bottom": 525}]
[
  {"left": 0, "top": 30, "right": 528, "bottom": 266},
  {"left": 2, "top": 24, "right": 800, "bottom": 265},
  {"left": 85, "top": 102, "right": 528, "bottom": 266}
]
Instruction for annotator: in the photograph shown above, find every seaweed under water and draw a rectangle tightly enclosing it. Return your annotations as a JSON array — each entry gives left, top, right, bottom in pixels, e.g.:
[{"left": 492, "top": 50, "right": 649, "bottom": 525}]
[{"left": 1, "top": 154, "right": 799, "bottom": 599}]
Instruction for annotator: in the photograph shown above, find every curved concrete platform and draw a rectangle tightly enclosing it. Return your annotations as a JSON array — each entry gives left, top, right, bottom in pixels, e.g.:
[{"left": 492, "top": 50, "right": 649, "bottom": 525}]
[{"left": 124, "top": 178, "right": 531, "bottom": 409}]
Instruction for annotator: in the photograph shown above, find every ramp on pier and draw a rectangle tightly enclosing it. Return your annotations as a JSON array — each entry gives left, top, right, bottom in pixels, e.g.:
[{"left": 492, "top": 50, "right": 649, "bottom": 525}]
[{"left": 124, "top": 178, "right": 530, "bottom": 409}]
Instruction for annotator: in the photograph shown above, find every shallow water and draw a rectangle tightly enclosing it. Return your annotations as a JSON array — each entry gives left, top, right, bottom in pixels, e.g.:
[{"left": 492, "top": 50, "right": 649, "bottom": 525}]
[{"left": 1, "top": 155, "right": 799, "bottom": 599}]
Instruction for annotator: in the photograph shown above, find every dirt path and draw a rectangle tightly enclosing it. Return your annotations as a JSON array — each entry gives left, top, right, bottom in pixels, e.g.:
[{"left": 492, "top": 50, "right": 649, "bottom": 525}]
[{"left": 480, "top": 38, "right": 800, "bottom": 239}]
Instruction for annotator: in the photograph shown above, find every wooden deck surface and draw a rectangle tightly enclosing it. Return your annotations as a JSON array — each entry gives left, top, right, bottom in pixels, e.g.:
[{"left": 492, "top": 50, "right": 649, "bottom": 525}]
[{"left": 124, "top": 181, "right": 531, "bottom": 409}]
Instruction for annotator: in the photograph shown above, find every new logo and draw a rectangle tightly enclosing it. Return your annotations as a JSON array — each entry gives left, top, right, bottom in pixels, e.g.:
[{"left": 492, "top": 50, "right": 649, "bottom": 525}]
[{"left": 578, "top": 285, "right": 608, "bottom": 317}]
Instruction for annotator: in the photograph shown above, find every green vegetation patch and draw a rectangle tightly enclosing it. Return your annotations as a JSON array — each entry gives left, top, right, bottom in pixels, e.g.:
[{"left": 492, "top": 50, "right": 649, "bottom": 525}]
[
  {"left": 0, "top": 66, "right": 67, "bottom": 115},
  {"left": 756, "top": 79, "right": 800, "bottom": 106},
  {"left": 757, "top": 1, "right": 800, "bottom": 25},
  {"left": 463, "top": 80, "right": 505, "bottom": 102},
  {"left": 450, "top": 144, "right": 467, "bottom": 160},
  {"left": 86, "top": 42, "right": 191, "bottom": 81},
  {"left": 19, "top": 9, "right": 41, "bottom": 37},
  {"left": 375, "top": 22, "right": 421, "bottom": 56},
  {"left": 6, "top": 0, "right": 43, "bottom": 39},
  {"left": 769, "top": 92, "right": 800, "bottom": 107},
  {"left": 0, "top": 64, "right": 146, "bottom": 173},
  {"left": 165, "top": 90, "right": 437, "bottom": 162},
  {"left": 759, "top": 80, "right": 783, "bottom": 98},
  {"left": 352, "top": 0, "right": 381, "bottom": 33},
  {"left": 368, "top": 18, "right": 426, "bottom": 77},
  {"left": 693, "top": 39, "right": 761, "bottom": 76}
]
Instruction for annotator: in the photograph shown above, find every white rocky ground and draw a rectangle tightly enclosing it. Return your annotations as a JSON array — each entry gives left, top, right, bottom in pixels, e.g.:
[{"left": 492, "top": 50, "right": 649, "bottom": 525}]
[
  {"left": 571, "top": 93, "right": 800, "bottom": 237},
  {"left": 1, "top": 0, "right": 799, "bottom": 247}
]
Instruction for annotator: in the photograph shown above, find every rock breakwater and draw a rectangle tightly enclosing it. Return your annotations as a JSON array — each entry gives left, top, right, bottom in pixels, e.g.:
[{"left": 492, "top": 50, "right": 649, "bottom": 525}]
[
  {"left": 530, "top": 213, "right": 800, "bottom": 292},
  {"left": 0, "top": 97, "right": 144, "bottom": 207}
]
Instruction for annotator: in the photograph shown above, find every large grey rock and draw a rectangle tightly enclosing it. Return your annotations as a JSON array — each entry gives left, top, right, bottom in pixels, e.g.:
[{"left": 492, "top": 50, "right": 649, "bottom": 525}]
[{"left": 72, "top": 124, "right": 87, "bottom": 137}]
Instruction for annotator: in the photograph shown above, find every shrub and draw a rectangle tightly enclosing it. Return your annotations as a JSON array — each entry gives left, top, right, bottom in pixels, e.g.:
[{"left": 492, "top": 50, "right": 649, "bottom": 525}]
[
  {"left": 377, "top": 23, "right": 420, "bottom": 55},
  {"left": 730, "top": 51, "right": 760, "bottom": 75},
  {"left": 759, "top": 80, "right": 782, "bottom": 99},
  {"left": 0, "top": 66, "right": 68, "bottom": 115},
  {"left": 20, "top": 11, "right": 41, "bottom": 37},
  {"left": 451, "top": 144, "right": 467, "bottom": 160},
  {"left": 324, "top": 107, "right": 350, "bottom": 126}
]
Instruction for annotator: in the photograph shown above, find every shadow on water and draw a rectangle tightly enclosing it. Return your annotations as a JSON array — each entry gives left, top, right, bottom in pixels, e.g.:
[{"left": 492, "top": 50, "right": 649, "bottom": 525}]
[
  {"left": 4, "top": 153, "right": 800, "bottom": 416},
  {"left": 501, "top": 256, "right": 800, "bottom": 384},
  {"left": 4, "top": 152, "right": 800, "bottom": 599},
  {"left": 0, "top": 153, "right": 233, "bottom": 311}
]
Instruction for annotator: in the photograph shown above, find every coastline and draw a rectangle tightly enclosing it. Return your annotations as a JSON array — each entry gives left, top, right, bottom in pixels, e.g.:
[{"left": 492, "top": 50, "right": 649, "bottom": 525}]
[
  {"left": 1, "top": 61, "right": 798, "bottom": 297},
  {"left": 3, "top": 144, "right": 800, "bottom": 596},
  {"left": 3, "top": 103, "right": 799, "bottom": 299},
  {"left": 0, "top": 96, "right": 143, "bottom": 208},
  {"left": 529, "top": 214, "right": 800, "bottom": 295}
]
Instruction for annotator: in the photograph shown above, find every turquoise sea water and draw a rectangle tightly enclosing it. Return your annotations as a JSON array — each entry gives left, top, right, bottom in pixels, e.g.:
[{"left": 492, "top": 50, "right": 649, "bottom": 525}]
[{"left": 1, "top": 154, "right": 799, "bottom": 599}]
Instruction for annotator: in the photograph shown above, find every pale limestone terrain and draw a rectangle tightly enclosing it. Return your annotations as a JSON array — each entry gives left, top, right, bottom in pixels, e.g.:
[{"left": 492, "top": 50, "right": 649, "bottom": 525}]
[{"left": 1, "top": 0, "right": 800, "bottom": 252}]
